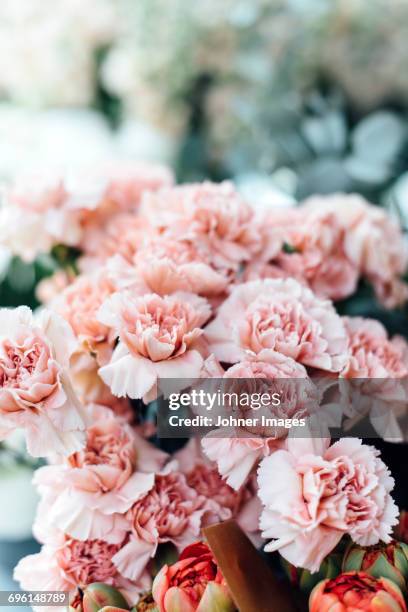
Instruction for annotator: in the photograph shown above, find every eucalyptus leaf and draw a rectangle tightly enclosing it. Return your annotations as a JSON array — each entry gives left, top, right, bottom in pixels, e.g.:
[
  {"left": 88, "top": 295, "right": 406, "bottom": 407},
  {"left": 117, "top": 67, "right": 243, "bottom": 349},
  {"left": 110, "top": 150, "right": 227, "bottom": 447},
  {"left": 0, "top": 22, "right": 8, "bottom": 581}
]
[{"left": 351, "top": 111, "right": 405, "bottom": 163}]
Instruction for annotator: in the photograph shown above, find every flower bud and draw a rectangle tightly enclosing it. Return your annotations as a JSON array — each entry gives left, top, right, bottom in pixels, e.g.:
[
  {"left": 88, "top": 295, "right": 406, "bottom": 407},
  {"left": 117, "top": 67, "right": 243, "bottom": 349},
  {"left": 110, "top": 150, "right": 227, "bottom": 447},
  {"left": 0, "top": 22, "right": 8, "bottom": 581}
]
[
  {"left": 152, "top": 541, "right": 235, "bottom": 612},
  {"left": 309, "top": 572, "right": 407, "bottom": 611},
  {"left": 82, "top": 583, "right": 129, "bottom": 612},
  {"left": 343, "top": 541, "right": 408, "bottom": 592},
  {"left": 395, "top": 511, "right": 408, "bottom": 545}
]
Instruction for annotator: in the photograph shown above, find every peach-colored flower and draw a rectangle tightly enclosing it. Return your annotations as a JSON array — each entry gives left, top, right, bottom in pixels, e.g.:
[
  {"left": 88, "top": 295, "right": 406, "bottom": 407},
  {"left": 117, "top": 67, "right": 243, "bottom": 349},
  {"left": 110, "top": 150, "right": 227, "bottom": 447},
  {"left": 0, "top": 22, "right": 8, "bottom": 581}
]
[
  {"left": 343, "top": 317, "right": 408, "bottom": 379},
  {"left": 246, "top": 207, "right": 359, "bottom": 301},
  {"left": 98, "top": 292, "right": 211, "bottom": 401},
  {"left": 108, "top": 236, "right": 229, "bottom": 298},
  {"left": 33, "top": 404, "right": 166, "bottom": 543},
  {"left": 175, "top": 439, "right": 260, "bottom": 535},
  {"left": 205, "top": 278, "right": 349, "bottom": 372},
  {"left": 112, "top": 471, "right": 208, "bottom": 583},
  {"left": 0, "top": 162, "right": 173, "bottom": 262},
  {"left": 140, "top": 181, "right": 260, "bottom": 270},
  {"left": 36, "top": 269, "right": 75, "bottom": 305},
  {"left": 341, "top": 317, "right": 408, "bottom": 440},
  {"left": 152, "top": 541, "right": 234, "bottom": 612},
  {"left": 309, "top": 572, "right": 407, "bottom": 612},
  {"left": 258, "top": 437, "right": 399, "bottom": 572},
  {"left": 14, "top": 533, "right": 142, "bottom": 612},
  {"left": 52, "top": 270, "right": 116, "bottom": 363},
  {"left": 79, "top": 213, "right": 156, "bottom": 270},
  {"left": 0, "top": 306, "right": 85, "bottom": 457},
  {"left": 303, "top": 194, "right": 408, "bottom": 307},
  {"left": 0, "top": 173, "right": 82, "bottom": 261}
]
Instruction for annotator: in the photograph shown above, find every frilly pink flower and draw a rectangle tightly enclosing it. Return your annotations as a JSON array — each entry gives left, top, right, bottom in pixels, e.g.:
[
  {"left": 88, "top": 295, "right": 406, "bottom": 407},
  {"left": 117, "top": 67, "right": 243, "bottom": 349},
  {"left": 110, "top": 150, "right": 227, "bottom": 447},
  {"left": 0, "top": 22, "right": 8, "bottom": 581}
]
[
  {"left": 343, "top": 317, "right": 408, "bottom": 379},
  {"left": 246, "top": 207, "right": 359, "bottom": 301},
  {"left": 341, "top": 317, "right": 408, "bottom": 440},
  {"left": 108, "top": 236, "right": 229, "bottom": 298},
  {"left": 1, "top": 162, "right": 173, "bottom": 262},
  {"left": 79, "top": 213, "right": 156, "bottom": 271},
  {"left": 0, "top": 306, "right": 86, "bottom": 457},
  {"left": 258, "top": 437, "right": 399, "bottom": 572},
  {"left": 98, "top": 291, "right": 211, "bottom": 401},
  {"left": 52, "top": 270, "right": 116, "bottom": 363},
  {"left": 140, "top": 181, "right": 261, "bottom": 270},
  {"left": 14, "top": 533, "right": 142, "bottom": 612},
  {"left": 205, "top": 278, "right": 349, "bottom": 372},
  {"left": 175, "top": 439, "right": 260, "bottom": 536},
  {"left": 112, "top": 470, "right": 208, "bottom": 583},
  {"left": 33, "top": 403, "right": 166, "bottom": 543},
  {"left": 303, "top": 193, "right": 408, "bottom": 307}
]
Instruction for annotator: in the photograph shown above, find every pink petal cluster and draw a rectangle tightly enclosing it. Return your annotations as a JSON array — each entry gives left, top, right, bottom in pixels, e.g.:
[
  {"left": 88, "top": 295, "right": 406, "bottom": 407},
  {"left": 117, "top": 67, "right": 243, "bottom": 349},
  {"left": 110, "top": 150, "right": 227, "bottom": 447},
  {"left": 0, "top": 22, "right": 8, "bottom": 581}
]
[
  {"left": 110, "top": 235, "right": 229, "bottom": 298},
  {"left": 205, "top": 278, "right": 349, "bottom": 372},
  {"left": 14, "top": 533, "right": 141, "bottom": 612},
  {"left": 98, "top": 291, "right": 211, "bottom": 401},
  {"left": 175, "top": 439, "right": 260, "bottom": 535},
  {"left": 0, "top": 306, "right": 85, "bottom": 457},
  {"left": 52, "top": 270, "right": 116, "bottom": 363},
  {"left": 303, "top": 194, "right": 408, "bottom": 307},
  {"left": 247, "top": 207, "right": 358, "bottom": 301},
  {"left": 1, "top": 161, "right": 173, "bottom": 262},
  {"left": 140, "top": 181, "right": 261, "bottom": 271},
  {"left": 33, "top": 404, "right": 166, "bottom": 543},
  {"left": 112, "top": 470, "right": 209, "bottom": 584},
  {"left": 258, "top": 437, "right": 399, "bottom": 572}
]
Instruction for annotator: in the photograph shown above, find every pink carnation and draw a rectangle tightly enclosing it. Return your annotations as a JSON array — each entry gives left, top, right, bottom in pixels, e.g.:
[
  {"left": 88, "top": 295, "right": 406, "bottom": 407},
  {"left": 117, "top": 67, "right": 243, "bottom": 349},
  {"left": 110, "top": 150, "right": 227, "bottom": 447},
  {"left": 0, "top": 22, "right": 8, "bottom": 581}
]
[
  {"left": 246, "top": 207, "right": 359, "bottom": 301},
  {"left": 343, "top": 317, "right": 408, "bottom": 378},
  {"left": 341, "top": 317, "right": 408, "bottom": 439},
  {"left": 33, "top": 404, "right": 166, "bottom": 543},
  {"left": 52, "top": 271, "right": 116, "bottom": 363},
  {"left": 14, "top": 534, "right": 141, "bottom": 612},
  {"left": 258, "top": 437, "right": 399, "bottom": 572},
  {"left": 112, "top": 236, "right": 229, "bottom": 297},
  {"left": 79, "top": 213, "right": 156, "bottom": 270},
  {"left": 0, "top": 306, "right": 85, "bottom": 457},
  {"left": 112, "top": 471, "right": 208, "bottom": 583},
  {"left": 175, "top": 439, "right": 260, "bottom": 536},
  {"left": 303, "top": 194, "right": 408, "bottom": 307},
  {"left": 140, "top": 181, "right": 260, "bottom": 270},
  {"left": 1, "top": 162, "right": 173, "bottom": 262},
  {"left": 205, "top": 278, "right": 349, "bottom": 372},
  {"left": 98, "top": 291, "right": 211, "bottom": 401}
]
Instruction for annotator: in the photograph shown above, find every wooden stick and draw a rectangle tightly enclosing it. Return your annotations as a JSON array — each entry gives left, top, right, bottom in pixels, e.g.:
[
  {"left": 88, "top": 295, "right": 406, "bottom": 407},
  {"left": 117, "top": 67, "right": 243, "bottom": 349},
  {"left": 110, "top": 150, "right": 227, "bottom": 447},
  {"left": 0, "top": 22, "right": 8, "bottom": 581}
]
[{"left": 203, "top": 520, "right": 298, "bottom": 612}]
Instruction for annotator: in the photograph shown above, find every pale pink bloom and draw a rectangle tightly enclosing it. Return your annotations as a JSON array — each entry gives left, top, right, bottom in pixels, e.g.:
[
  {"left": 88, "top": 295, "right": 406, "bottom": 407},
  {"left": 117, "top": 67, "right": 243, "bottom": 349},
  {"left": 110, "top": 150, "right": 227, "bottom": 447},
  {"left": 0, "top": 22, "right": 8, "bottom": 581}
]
[
  {"left": 303, "top": 194, "right": 408, "bottom": 307},
  {"left": 33, "top": 404, "right": 166, "bottom": 543},
  {"left": 112, "top": 236, "right": 229, "bottom": 297},
  {"left": 258, "top": 437, "right": 399, "bottom": 572},
  {"left": 98, "top": 292, "right": 211, "bottom": 401},
  {"left": 36, "top": 270, "right": 75, "bottom": 305},
  {"left": 0, "top": 173, "right": 82, "bottom": 261},
  {"left": 341, "top": 317, "right": 408, "bottom": 440},
  {"left": 79, "top": 213, "right": 156, "bottom": 270},
  {"left": 1, "top": 162, "right": 173, "bottom": 262},
  {"left": 202, "top": 437, "right": 277, "bottom": 491},
  {"left": 112, "top": 471, "right": 208, "bottom": 583},
  {"left": 201, "top": 352, "right": 313, "bottom": 490},
  {"left": 205, "top": 278, "right": 349, "bottom": 372},
  {"left": 14, "top": 533, "right": 142, "bottom": 612},
  {"left": 52, "top": 270, "right": 116, "bottom": 363},
  {"left": 95, "top": 160, "right": 174, "bottom": 212},
  {"left": 140, "top": 181, "right": 261, "bottom": 270},
  {"left": 0, "top": 306, "right": 85, "bottom": 457},
  {"left": 246, "top": 207, "right": 359, "bottom": 301},
  {"left": 175, "top": 439, "right": 260, "bottom": 536},
  {"left": 343, "top": 317, "right": 408, "bottom": 379}
]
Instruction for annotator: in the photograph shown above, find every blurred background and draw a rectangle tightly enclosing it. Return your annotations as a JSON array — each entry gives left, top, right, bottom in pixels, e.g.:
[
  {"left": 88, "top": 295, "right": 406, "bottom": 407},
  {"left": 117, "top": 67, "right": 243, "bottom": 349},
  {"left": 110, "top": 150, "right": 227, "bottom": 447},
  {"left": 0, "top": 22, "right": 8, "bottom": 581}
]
[{"left": 0, "top": 0, "right": 408, "bottom": 606}]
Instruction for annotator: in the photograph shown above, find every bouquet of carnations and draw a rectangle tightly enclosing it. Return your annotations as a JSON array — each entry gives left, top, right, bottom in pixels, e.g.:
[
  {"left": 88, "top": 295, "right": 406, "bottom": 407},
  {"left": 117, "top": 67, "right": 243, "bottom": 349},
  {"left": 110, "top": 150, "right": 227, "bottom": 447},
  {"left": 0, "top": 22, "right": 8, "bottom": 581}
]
[{"left": 0, "top": 161, "right": 407, "bottom": 611}]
